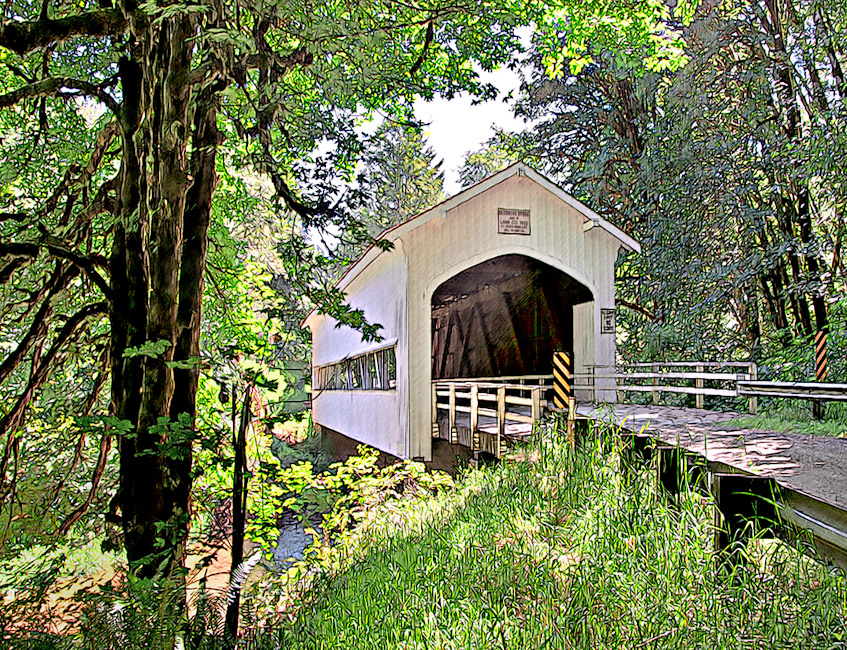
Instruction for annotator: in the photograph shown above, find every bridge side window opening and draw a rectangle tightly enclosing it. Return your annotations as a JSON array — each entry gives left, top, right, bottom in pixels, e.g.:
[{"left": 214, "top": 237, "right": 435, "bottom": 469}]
[{"left": 315, "top": 345, "right": 397, "bottom": 391}]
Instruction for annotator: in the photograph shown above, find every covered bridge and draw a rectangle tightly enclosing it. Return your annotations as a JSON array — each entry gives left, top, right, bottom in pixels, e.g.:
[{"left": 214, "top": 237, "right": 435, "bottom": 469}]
[{"left": 303, "top": 163, "right": 640, "bottom": 461}]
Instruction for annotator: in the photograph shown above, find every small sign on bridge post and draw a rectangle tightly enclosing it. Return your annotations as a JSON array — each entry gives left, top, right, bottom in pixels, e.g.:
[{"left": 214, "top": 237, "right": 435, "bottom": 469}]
[
  {"left": 553, "top": 351, "right": 576, "bottom": 445},
  {"left": 553, "top": 351, "right": 573, "bottom": 410},
  {"left": 815, "top": 330, "right": 828, "bottom": 381}
]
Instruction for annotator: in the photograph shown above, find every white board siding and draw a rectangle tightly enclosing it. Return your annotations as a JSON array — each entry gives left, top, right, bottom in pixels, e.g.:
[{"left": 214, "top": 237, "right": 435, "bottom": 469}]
[
  {"left": 573, "top": 301, "right": 595, "bottom": 402},
  {"left": 310, "top": 242, "right": 409, "bottom": 457},
  {"left": 403, "top": 174, "right": 620, "bottom": 460}
]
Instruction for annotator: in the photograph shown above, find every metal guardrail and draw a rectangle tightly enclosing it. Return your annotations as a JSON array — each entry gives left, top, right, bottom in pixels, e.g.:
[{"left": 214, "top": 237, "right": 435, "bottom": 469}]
[
  {"left": 576, "top": 361, "right": 847, "bottom": 412},
  {"left": 738, "top": 380, "right": 847, "bottom": 401}
]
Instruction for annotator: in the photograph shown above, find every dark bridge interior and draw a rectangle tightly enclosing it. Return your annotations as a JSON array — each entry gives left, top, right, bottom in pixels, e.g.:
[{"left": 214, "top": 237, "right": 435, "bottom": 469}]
[{"left": 431, "top": 254, "right": 592, "bottom": 380}]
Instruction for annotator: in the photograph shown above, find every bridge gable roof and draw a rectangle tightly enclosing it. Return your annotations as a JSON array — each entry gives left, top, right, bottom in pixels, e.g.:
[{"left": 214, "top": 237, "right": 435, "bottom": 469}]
[{"left": 303, "top": 162, "right": 640, "bottom": 328}]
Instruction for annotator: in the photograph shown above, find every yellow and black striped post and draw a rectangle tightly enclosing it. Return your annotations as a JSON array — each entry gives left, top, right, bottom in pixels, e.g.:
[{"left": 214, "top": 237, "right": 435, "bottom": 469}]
[
  {"left": 553, "top": 351, "right": 573, "bottom": 410},
  {"left": 814, "top": 330, "right": 828, "bottom": 420},
  {"left": 815, "top": 330, "right": 828, "bottom": 382}
]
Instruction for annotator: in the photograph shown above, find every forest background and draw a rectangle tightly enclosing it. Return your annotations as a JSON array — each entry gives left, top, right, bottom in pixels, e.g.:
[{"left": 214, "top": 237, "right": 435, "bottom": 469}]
[{"left": 0, "top": 0, "right": 845, "bottom": 643}]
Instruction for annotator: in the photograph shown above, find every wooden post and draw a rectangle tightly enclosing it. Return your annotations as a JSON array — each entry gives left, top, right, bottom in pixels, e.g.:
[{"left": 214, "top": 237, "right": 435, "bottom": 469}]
[
  {"left": 360, "top": 354, "right": 374, "bottom": 390},
  {"left": 431, "top": 383, "right": 439, "bottom": 439},
  {"left": 652, "top": 362, "right": 660, "bottom": 406},
  {"left": 656, "top": 447, "right": 681, "bottom": 496},
  {"left": 430, "top": 382, "right": 439, "bottom": 438},
  {"left": 448, "top": 384, "right": 458, "bottom": 445},
  {"left": 470, "top": 384, "right": 479, "bottom": 436},
  {"left": 588, "top": 365, "right": 595, "bottom": 403},
  {"left": 710, "top": 473, "right": 776, "bottom": 568},
  {"left": 497, "top": 385, "right": 506, "bottom": 458},
  {"left": 470, "top": 385, "right": 480, "bottom": 465},
  {"left": 695, "top": 364, "right": 704, "bottom": 410},
  {"left": 620, "top": 433, "right": 652, "bottom": 483},
  {"left": 531, "top": 386, "right": 541, "bottom": 424},
  {"left": 567, "top": 398, "right": 576, "bottom": 448},
  {"left": 748, "top": 362, "right": 758, "bottom": 415}
]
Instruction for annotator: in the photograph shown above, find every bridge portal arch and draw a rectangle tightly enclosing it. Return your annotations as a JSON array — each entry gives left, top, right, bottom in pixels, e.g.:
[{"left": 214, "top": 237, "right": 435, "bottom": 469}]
[{"left": 430, "top": 253, "right": 594, "bottom": 380}]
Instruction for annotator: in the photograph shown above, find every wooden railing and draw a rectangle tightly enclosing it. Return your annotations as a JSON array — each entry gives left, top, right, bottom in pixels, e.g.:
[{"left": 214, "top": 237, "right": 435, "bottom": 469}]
[
  {"left": 431, "top": 379, "right": 551, "bottom": 458},
  {"left": 574, "top": 362, "right": 759, "bottom": 414},
  {"left": 432, "top": 365, "right": 847, "bottom": 457}
]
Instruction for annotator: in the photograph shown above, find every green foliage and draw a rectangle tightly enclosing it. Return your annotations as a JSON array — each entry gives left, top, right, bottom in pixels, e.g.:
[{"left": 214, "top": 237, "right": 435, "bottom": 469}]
[
  {"left": 0, "top": 0, "right": 746, "bottom": 634},
  {"left": 358, "top": 122, "right": 447, "bottom": 233},
  {"left": 0, "top": 414, "right": 122, "bottom": 548},
  {"left": 6, "top": 423, "right": 846, "bottom": 647},
  {"left": 537, "top": 0, "right": 694, "bottom": 76},
  {"left": 122, "top": 340, "right": 173, "bottom": 359},
  {"left": 473, "top": 0, "right": 847, "bottom": 370},
  {"left": 459, "top": 130, "right": 536, "bottom": 188},
  {"left": 278, "top": 445, "right": 453, "bottom": 549},
  {"left": 0, "top": 538, "right": 125, "bottom": 643}
]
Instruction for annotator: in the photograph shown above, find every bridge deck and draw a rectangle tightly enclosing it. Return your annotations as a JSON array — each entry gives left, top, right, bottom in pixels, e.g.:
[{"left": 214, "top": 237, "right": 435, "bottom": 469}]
[{"left": 579, "top": 403, "right": 847, "bottom": 510}]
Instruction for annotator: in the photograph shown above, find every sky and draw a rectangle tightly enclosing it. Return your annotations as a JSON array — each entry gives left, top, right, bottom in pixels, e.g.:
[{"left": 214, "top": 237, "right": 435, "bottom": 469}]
[{"left": 413, "top": 61, "right": 529, "bottom": 196}]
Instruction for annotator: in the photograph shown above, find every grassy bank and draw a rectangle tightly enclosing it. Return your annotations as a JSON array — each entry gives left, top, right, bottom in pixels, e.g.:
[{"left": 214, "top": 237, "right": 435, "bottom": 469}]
[
  {"left": 720, "top": 412, "right": 847, "bottom": 438},
  {"left": 273, "top": 425, "right": 846, "bottom": 649},
  {"left": 5, "top": 422, "right": 845, "bottom": 648}
]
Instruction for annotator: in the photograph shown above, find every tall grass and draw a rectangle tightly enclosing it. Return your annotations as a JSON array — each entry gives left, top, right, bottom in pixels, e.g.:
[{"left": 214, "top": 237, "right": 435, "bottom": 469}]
[{"left": 273, "top": 423, "right": 846, "bottom": 649}]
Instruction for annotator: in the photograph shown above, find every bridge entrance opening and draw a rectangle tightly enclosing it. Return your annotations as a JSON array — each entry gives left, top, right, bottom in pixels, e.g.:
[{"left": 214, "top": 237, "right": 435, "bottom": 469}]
[{"left": 431, "top": 254, "right": 593, "bottom": 380}]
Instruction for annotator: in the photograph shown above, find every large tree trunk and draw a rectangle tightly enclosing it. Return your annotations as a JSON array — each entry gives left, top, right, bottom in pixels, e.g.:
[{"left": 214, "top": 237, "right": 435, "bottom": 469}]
[{"left": 110, "top": 13, "right": 218, "bottom": 598}]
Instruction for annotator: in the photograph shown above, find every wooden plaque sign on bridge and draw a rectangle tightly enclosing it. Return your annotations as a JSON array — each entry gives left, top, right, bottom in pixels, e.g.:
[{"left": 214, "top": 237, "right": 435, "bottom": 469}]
[{"left": 498, "top": 208, "right": 531, "bottom": 235}]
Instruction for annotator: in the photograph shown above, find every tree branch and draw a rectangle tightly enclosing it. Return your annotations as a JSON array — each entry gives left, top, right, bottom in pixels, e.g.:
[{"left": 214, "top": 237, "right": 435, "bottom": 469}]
[
  {"left": 41, "top": 237, "right": 112, "bottom": 299},
  {"left": 0, "top": 266, "right": 77, "bottom": 385},
  {"left": 0, "top": 76, "right": 120, "bottom": 113},
  {"left": 0, "top": 301, "right": 108, "bottom": 496},
  {"left": 0, "top": 9, "right": 127, "bottom": 57},
  {"left": 0, "top": 238, "right": 111, "bottom": 299},
  {"left": 617, "top": 298, "right": 658, "bottom": 322},
  {"left": 409, "top": 21, "right": 434, "bottom": 77},
  {"left": 52, "top": 430, "right": 112, "bottom": 536}
]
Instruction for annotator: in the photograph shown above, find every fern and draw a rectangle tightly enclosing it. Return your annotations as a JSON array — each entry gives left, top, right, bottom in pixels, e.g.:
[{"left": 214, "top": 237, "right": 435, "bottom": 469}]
[{"left": 225, "top": 552, "right": 263, "bottom": 608}]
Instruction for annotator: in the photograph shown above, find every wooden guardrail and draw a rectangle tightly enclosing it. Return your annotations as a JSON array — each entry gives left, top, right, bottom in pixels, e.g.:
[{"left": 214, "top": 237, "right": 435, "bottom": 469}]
[
  {"left": 432, "top": 364, "right": 847, "bottom": 458},
  {"left": 432, "top": 379, "right": 549, "bottom": 458},
  {"left": 575, "top": 362, "right": 759, "bottom": 413}
]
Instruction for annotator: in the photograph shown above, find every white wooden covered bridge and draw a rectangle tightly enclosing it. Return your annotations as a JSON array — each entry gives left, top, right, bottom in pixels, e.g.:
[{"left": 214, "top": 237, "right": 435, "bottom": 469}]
[
  {"left": 303, "top": 162, "right": 640, "bottom": 461},
  {"left": 302, "top": 163, "right": 847, "bottom": 571}
]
